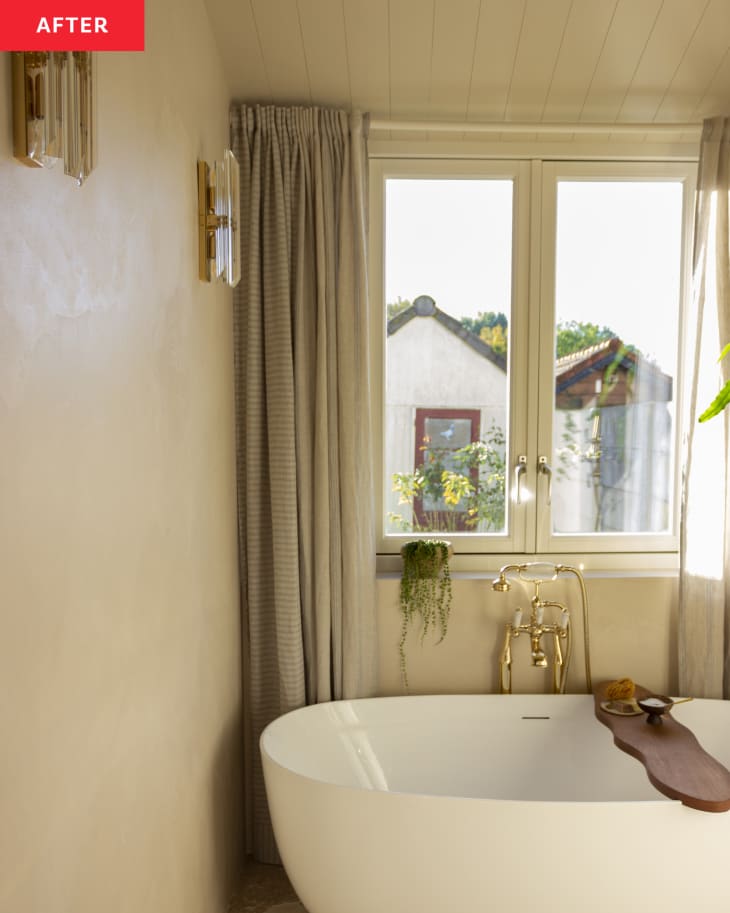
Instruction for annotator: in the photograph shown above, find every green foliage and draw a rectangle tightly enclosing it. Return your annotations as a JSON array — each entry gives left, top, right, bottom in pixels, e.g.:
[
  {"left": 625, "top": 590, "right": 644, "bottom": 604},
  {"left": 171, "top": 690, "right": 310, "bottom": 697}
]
[
  {"left": 480, "top": 323, "right": 507, "bottom": 355},
  {"left": 460, "top": 311, "right": 508, "bottom": 337},
  {"left": 387, "top": 297, "right": 412, "bottom": 320},
  {"left": 399, "top": 539, "right": 452, "bottom": 690},
  {"left": 555, "top": 320, "right": 616, "bottom": 358},
  {"left": 699, "top": 343, "right": 730, "bottom": 423},
  {"left": 389, "top": 423, "right": 506, "bottom": 533},
  {"left": 555, "top": 411, "right": 582, "bottom": 481}
]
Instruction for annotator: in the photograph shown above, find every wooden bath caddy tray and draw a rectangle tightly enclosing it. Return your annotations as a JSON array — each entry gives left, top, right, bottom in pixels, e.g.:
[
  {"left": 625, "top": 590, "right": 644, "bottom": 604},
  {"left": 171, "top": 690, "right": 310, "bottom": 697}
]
[{"left": 593, "top": 682, "right": 730, "bottom": 813}]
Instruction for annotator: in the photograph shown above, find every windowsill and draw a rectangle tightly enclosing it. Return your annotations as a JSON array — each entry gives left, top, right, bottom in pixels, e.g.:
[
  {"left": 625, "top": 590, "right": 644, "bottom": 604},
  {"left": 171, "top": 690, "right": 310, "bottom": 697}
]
[{"left": 376, "top": 551, "right": 679, "bottom": 578}]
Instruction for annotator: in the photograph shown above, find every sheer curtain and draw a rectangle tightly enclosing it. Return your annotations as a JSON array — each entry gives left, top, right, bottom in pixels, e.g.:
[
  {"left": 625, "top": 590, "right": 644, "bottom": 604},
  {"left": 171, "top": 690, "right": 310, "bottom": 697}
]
[
  {"left": 231, "top": 105, "right": 377, "bottom": 860},
  {"left": 679, "top": 116, "right": 730, "bottom": 699}
]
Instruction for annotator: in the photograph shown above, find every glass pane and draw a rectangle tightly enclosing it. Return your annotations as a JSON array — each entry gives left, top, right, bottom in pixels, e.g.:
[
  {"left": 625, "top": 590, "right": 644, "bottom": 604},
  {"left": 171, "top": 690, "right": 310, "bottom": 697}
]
[
  {"left": 551, "top": 181, "right": 682, "bottom": 535},
  {"left": 384, "top": 178, "right": 512, "bottom": 535}
]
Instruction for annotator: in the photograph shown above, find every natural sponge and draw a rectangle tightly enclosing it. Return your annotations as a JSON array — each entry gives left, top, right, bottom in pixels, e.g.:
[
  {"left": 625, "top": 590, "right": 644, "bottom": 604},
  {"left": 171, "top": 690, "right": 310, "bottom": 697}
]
[{"left": 606, "top": 677, "right": 635, "bottom": 700}]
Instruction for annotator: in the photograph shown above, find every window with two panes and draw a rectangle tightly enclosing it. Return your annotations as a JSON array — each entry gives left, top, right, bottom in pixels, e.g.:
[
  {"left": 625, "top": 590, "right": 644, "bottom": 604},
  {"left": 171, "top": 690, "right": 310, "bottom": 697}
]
[{"left": 374, "top": 159, "right": 693, "bottom": 558}]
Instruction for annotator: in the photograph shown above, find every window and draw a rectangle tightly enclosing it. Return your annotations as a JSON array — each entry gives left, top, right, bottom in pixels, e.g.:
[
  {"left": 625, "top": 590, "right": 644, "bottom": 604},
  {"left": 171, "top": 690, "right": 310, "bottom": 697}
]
[{"left": 371, "top": 158, "right": 695, "bottom": 562}]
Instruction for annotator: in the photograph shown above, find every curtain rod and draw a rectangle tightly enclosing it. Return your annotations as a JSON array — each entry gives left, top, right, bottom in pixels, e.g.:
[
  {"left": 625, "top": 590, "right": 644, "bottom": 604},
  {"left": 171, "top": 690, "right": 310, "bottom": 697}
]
[{"left": 369, "top": 119, "right": 702, "bottom": 136}]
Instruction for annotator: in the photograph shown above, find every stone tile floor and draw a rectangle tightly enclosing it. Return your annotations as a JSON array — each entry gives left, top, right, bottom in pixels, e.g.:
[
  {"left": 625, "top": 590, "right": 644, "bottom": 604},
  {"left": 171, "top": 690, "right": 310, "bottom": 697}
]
[{"left": 230, "top": 858, "right": 304, "bottom": 913}]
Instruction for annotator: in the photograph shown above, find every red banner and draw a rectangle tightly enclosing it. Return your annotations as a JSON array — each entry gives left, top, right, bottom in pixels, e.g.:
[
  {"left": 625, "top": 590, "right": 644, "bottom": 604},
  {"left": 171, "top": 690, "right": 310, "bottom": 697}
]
[{"left": 1, "top": 1, "right": 144, "bottom": 50}]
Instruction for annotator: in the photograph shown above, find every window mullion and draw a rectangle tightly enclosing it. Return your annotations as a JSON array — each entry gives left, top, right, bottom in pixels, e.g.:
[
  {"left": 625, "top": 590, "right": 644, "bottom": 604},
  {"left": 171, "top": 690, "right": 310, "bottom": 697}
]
[
  {"left": 534, "top": 161, "right": 558, "bottom": 552},
  {"left": 502, "top": 160, "right": 533, "bottom": 553},
  {"left": 523, "top": 159, "right": 547, "bottom": 553}
]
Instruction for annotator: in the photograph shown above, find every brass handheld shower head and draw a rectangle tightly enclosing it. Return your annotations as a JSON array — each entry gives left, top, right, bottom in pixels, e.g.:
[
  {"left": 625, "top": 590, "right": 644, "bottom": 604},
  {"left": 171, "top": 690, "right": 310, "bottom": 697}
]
[
  {"left": 491, "top": 564, "right": 524, "bottom": 593},
  {"left": 491, "top": 574, "right": 511, "bottom": 592}
]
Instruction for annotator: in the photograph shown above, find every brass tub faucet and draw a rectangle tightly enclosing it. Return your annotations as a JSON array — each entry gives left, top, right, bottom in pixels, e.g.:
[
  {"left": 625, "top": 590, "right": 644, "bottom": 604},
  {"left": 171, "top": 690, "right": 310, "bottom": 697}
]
[{"left": 492, "top": 563, "right": 592, "bottom": 695}]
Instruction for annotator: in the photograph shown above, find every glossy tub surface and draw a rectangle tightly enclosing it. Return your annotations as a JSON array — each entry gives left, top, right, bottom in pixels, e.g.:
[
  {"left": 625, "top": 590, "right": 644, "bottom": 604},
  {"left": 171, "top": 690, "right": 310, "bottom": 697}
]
[{"left": 261, "top": 694, "right": 730, "bottom": 913}]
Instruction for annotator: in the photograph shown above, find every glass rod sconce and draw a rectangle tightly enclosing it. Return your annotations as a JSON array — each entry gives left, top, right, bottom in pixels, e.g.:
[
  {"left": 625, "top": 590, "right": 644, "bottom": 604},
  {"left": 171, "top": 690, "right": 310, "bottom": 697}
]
[
  {"left": 197, "top": 150, "right": 241, "bottom": 288},
  {"left": 12, "top": 51, "right": 95, "bottom": 185}
]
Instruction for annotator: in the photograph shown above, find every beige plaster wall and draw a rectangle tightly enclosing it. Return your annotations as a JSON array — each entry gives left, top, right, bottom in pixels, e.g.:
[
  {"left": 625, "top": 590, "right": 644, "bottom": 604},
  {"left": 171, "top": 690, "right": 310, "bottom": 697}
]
[
  {"left": 378, "top": 574, "right": 678, "bottom": 697},
  {"left": 0, "top": 3, "right": 242, "bottom": 912}
]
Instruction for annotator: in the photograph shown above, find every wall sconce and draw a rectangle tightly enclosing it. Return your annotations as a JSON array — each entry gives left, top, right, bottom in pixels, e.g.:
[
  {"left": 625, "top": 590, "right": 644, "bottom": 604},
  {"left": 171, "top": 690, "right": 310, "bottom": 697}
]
[
  {"left": 197, "top": 150, "right": 241, "bottom": 288},
  {"left": 12, "top": 51, "right": 95, "bottom": 185}
]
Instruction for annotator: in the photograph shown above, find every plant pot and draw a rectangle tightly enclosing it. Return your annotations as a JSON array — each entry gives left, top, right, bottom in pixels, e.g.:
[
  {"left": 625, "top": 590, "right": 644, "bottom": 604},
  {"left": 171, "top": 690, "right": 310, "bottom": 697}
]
[{"left": 399, "top": 540, "right": 453, "bottom": 577}]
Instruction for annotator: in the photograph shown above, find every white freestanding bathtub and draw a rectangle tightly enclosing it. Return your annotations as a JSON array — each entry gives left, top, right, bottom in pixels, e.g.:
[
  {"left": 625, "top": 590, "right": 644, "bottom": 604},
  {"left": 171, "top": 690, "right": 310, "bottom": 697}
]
[{"left": 261, "top": 694, "right": 730, "bottom": 913}]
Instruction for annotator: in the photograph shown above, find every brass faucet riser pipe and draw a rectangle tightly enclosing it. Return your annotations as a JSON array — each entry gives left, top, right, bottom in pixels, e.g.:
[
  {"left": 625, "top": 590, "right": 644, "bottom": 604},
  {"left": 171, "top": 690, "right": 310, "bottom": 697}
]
[
  {"left": 554, "top": 564, "right": 592, "bottom": 693},
  {"left": 499, "top": 624, "right": 513, "bottom": 694},
  {"left": 553, "top": 632, "right": 565, "bottom": 694}
]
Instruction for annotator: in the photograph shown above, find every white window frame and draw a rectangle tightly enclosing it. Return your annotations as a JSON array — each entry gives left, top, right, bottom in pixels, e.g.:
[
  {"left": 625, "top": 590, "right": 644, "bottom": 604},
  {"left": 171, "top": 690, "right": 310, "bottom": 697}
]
[
  {"left": 370, "top": 155, "right": 696, "bottom": 573},
  {"left": 370, "top": 158, "right": 533, "bottom": 560},
  {"left": 535, "top": 162, "right": 696, "bottom": 556}
]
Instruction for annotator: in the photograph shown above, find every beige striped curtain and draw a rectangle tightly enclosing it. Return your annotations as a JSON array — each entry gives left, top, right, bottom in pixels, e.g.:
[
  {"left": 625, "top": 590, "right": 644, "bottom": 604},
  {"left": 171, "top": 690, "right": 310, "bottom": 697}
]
[
  {"left": 231, "top": 105, "right": 378, "bottom": 861},
  {"left": 679, "top": 116, "right": 730, "bottom": 698}
]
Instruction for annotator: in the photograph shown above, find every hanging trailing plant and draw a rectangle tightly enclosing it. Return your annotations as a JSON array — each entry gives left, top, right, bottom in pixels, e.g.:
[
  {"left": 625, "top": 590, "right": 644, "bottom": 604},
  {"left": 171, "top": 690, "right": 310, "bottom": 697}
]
[{"left": 399, "top": 539, "right": 453, "bottom": 690}]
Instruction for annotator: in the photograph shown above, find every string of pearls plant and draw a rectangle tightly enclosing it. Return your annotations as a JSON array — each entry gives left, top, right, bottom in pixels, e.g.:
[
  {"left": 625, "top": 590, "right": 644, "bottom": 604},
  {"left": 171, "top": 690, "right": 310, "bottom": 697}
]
[{"left": 399, "top": 539, "right": 453, "bottom": 690}]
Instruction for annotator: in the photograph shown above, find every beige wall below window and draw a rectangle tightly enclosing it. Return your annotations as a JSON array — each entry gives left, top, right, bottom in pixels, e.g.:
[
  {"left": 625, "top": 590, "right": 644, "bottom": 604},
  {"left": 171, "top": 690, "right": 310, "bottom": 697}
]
[{"left": 378, "top": 575, "right": 678, "bottom": 697}]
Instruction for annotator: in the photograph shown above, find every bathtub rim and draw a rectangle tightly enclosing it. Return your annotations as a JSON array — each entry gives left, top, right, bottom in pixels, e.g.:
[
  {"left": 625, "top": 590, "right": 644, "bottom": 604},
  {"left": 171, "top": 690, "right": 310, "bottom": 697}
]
[{"left": 260, "top": 691, "right": 688, "bottom": 807}]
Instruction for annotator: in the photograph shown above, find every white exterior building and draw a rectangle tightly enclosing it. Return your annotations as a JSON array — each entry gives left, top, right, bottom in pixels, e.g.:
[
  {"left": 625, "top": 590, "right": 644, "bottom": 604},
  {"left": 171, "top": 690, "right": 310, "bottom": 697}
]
[{"left": 385, "top": 297, "right": 507, "bottom": 530}]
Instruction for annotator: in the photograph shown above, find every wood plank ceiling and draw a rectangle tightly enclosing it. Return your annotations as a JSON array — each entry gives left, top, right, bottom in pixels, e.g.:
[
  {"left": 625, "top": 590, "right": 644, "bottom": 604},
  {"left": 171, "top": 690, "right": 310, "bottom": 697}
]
[{"left": 204, "top": 0, "right": 730, "bottom": 141}]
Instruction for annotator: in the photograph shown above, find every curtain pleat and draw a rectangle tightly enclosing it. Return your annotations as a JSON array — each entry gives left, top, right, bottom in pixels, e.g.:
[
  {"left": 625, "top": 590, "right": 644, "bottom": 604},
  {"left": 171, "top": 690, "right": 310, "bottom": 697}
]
[
  {"left": 231, "top": 105, "right": 377, "bottom": 861},
  {"left": 679, "top": 116, "right": 730, "bottom": 698}
]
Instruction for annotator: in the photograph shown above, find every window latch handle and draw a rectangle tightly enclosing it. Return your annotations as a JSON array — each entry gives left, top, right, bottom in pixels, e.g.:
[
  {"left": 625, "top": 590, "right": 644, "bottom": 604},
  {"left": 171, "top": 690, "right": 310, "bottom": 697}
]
[
  {"left": 538, "top": 455, "right": 553, "bottom": 506},
  {"left": 514, "top": 454, "right": 528, "bottom": 504}
]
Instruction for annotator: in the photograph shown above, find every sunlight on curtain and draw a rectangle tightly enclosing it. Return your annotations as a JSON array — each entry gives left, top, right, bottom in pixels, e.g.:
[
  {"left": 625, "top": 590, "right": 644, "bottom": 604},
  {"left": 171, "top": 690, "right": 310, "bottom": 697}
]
[
  {"left": 679, "top": 117, "right": 730, "bottom": 698},
  {"left": 684, "top": 192, "right": 724, "bottom": 580}
]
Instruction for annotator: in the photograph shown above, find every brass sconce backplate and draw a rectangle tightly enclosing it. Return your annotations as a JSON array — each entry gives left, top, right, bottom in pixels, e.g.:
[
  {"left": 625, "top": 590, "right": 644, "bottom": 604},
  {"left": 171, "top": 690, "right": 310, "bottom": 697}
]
[{"left": 197, "top": 151, "right": 241, "bottom": 287}]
